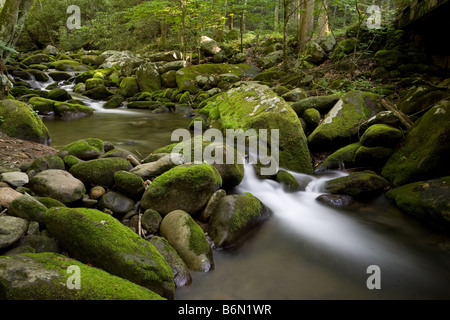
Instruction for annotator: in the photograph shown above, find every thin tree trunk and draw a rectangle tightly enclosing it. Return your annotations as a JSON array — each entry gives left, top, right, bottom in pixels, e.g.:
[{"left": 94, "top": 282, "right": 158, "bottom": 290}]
[
  {"left": 298, "top": 0, "right": 314, "bottom": 51},
  {"left": 282, "top": 0, "right": 289, "bottom": 72},
  {"left": 274, "top": 0, "right": 279, "bottom": 32},
  {"left": 317, "top": 0, "right": 330, "bottom": 38}
]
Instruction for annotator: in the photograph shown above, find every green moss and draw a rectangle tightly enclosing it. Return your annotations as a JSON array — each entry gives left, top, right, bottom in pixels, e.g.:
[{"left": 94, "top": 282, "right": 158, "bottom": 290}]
[
  {"left": 69, "top": 157, "right": 133, "bottom": 187},
  {"left": 0, "top": 99, "right": 50, "bottom": 144},
  {"left": 53, "top": 60, "right": 90, "bottom": 72},
  {"left": 63, "top": 155, "right": 83, "bottom": 169},
  {"left": 317, "top": 142, "right": 361, "bottom": 171},
  {"left": 43, "top": 207, "right": 174, "bottom": 298},
  {"left": 59, "top": 138, "right": 104, "bottom": 160},
  {"left": 119, "top": 77, "right": 140, "bottom": 97},
  {"left": 1, "top": 252, "right": 165, "bottom": 300},
  {"left": 184, "top": 216, "right": 210, "bottom": 255},
  {"left": 27, "top": 97, "right": 56, "bottom": 115},
  {"left": 34, "top": 197, "right": 66, "bottom": 208},
  {"left": 150, "top": 163, "right": 222, "bottom": 197},
  {"left": 273, "top": 170, "right": 301, "bottom": 192},
  {"left": 188, "top": 117, "right": 207, "bottom": 130},
  {"left": 229, "top": 194, "right": 262, "bottom": 234}
]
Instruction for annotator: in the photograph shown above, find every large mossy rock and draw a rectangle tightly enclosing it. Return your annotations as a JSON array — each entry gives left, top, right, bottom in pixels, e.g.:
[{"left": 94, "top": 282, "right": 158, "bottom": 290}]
[
  {"left": 308, "top": 91, "right": 384, "bottom": 152},
  {"left": 58, "top": 138, "right": 104, "bottom": 160},
  {"left": 360, "top": 124, "right": 403, "bottom": 148},
  {"left": 69, "top": 157, "right": 133, "bottom": 188},
  {"left": 176, "top": 64, "right": 244, "bottom": 94},
  {"left": 386, "top": 177, "right": 450, "bottom": 232},
  {"left": 7, "top": 194, "right": 48, "bottom": 226},
  {"left": 0, "top": 252, "right": 165, "bottom": 300},
  {"left": 159, "top": 210, "right": 214, "bottom": 272},
  {"left": 381, "top": 101, "right": 450, "bottom": 186},
  {"left": 29, "top": 169, "right": 86, "bottom": 204},
  {"left": 201, "top": 81, "right": 313, "bottom": 174},
  {"left": 208, "top": 194, "right": 272, "bottom": 249},
  {"left": 140, "top": 163, "right": 222, "bottom": 216},
  {"left": 136, "top": 63, "right": 161, "bottom": 92},
  {"left": 43, "top": 207, "right": 175, "bottom": 299},
  {"left": 52, "top": 60, "right": 90, "bottom": 72},
  {"left": 323, "top": 171, "right": 390, "bottom": 200},
  {"left": 119, "top": 77, "right": 140, "bottom": 97},
  {"left": 0, "top": 99, "right": 51, "bottom": 145}
]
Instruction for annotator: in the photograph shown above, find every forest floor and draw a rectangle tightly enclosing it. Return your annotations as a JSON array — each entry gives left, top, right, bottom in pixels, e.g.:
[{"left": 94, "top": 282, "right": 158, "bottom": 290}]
[{"left": 0, "top": 132, "right": 58, "bottom": 170}]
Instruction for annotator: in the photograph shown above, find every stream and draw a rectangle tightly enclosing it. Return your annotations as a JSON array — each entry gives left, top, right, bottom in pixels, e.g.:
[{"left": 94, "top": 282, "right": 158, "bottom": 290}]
[{"left": 24, "top": 71, "right": 450, "bottom": 300}]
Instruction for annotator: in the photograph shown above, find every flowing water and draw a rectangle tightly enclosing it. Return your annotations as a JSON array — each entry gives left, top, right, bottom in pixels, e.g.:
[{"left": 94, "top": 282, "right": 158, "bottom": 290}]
[{"left": 25, "top": 72, "right": 450, "bottom": 300}]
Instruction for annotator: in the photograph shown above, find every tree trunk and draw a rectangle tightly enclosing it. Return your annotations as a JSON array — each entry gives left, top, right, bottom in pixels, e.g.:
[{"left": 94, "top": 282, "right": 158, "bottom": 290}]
[
  {"left": 282, "top": 0, "right": 289, "bottom": 72},
  {"left": 298, "top": 0, "right": 315, "bottom": 51},
  {"left": 274, "top": 0, "right": 279, "bottom": 32},
  {"left": 0, "top": 0, "right": 34, "bottom": 99},
  {"left": 317, "top": 0, "right": 330, "bottom": 39}
]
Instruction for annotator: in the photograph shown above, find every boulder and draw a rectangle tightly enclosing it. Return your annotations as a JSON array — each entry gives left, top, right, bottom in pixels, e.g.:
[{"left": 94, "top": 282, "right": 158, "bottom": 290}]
[
  {"left": 160, "top": 210, "right": 214, "bottom": 272},
  {"left": 28, "top": 97, "right": 55, "bottom": 115},
  {"left": 308, "top": 91, "right": 384, "bottom": 152},
  {"left": 142, "top": 209, "right": 162, "bottom": 234},
  {"left": 0, "top": 187, "right": 22, "bottom": 208},
  {"left": 47, "top": 88, "right": 71, "bottom": 102},
  {"left": 200, "top": 36, "right": 222, "bottom": 56},
  {"left": 386, "top": 176, "right": 450, "bottom": 232},
  {"left": 0, "top": 215, "right": 28, "bottom": 249},
  {"left": 136, "top": 63, "right": 161, "bottom": 92},
  {"left": 199, "top": 189, "right": 227, "bottom": 222},
  {"left": 22, "top": 54, "right": 50, "bottom": 66},
  {"left": 0, "top": 252, "right": 165, "bottom": 300},
  {"left": 83, "top": 86, "right": 113, "bottom": 100},
  {"left": 58, "top": 138, "right": 104, "bottom": 160},
  {"left": 208, "top": 194, "right": 272, "bottom": 248},
  {"left": 69, "top": 157, "right": 133, "bottom": 188},
  {"left": 98, "top": 191, "right": 135, "bottom": 216},
  {"left": 258, "top": 50, "right": 283, "bottom": 69},
  {"left": 130, "top": 153, "right": 185, "bottom": 180},
  {"left": 114, "top": 171, "right": 145, "bottom": 200},
  {"left": 44, "top": 207, "right": 175, "bottom": 299},
  {"left": 148, "top": 51, "right": 183, "bottom": 62},
  {"left": 304, "top": 41, "right": 326, "bottom": 64},
  {"left": 360, "top": 124, "right": 403, "bottom": 148},
  {"left": 382, "top": 101, "right": 450, "bottom": 186},
  {"left": 201, "top": 81, "right": 313, "bottom": 174},
  {"left": 119, "top": 77, "right": 140, "bottom": 97},
  {"left": 281, "top": 88, "right": 307, "bottom": 102},
  {"left": 149, "top": 236, "right": 192, "bottom": 288},
  {"left": 374, "top": 50, "right": 406, "bottom": 69},
  {"left": 103, "top": 95, "right": 124, "bottom": 109},
  {"left": 0, "top": 172, "right": 29, "bottom": 188},
  {"left": 0, "top": 99, "right": 51, "bottom": 145},
  {"left": 159, "top": 61, "right": 187, "bottom": 74},
  {"left": 140, "top": 163, "right": 222, "bottom": 216},
  {"left": 323, "top": 171, "right": 390, "bottom": 200},
  {"left": 316, "top": 194, "right": 354, "bottom": 208},
  {"left": 29, "top": 169, "right": 86, "bottom": 204},
  {"left": 291, "top": 95, "right": 340, "bottom": 117},
  {"left": 316, "top": 142, "right": 361, "bottom": 172},
  {"left": 8, "top": 195, "right": 47, "bottom": 225},
  {"left": 53, "top": 60, "right": 90, "bottom": 72},
  {"left": 160, "top": 70, "right": 178, "bottom": 88}
]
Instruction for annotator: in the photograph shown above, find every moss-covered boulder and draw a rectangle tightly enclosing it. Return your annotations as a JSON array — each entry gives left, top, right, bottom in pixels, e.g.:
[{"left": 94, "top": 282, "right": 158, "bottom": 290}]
[
  {"left": 323, "top": 171, "right": 390, "bottom": 200},
  {"left": 398, "top": 87, "right": 450, "bottom": 117},
  {"left": 69, "top": 157, "right": 133, "bottom": 188},
  {"left": 43, "top": 207, "right": 174, "bottom": 299},
  {"left": 53, "top": 60, "right": 90, "bottom": 72},
  {"left": 103, "top": 95, "right": 124, "bottom": 109},
  {"left": 149, "top": 236, "right": 192, "bottom": 288},
  {"left": 302, "top": 108, "right": 321, "bottom": 129},
  {"left": 316, "top": 142, "right": 361, "bottom": 172},
  {"left": 201, "top": 82, "right": 313, "bottom": 174},
  {"left": 140, "top": 163, "right": 222, "bottom": 216},
  {"left": 26, "top": 154, "right": 65, "bottom": 178},
  {"left": 208, "top": 194, "right": 272, "bottom": 248},
  {"left": 273, "top": 169, "right": 301, "bottom": 192},
  {"left": 374, "top": 49, "right": 406, "bottom": 69},
  {"left": 47, "top": 88, "right": 71, "bottom": 102},
  {"left": 114, "top": 171, "right": 145, "bottom": 201},
  {"left": 53, "top": 102, "right": 93, "bottom": 120},
  {"left": 58, "top": 138, "right": 104, "bottom": 160},
  {"left": 308, "top": 91, "right": 384, "bottom": 152},
  {"left": 8, "top": 195, "right": 47, "bottom": 225},
  {"left": 353, "top": 146, "right": 394, "bottom": 168},
  {"left": 176, "top": 64, "right": 244, "bottom": 94},
  {"left": 22, "top": 54, "right": 50, "bottom": 66},
  {"left": 386, "top": 176, "right": 450, "bottom": 232},
  {"left": 360, "top": 124, "right": 403, "bottom": 148},
  {"left": 382, "top": 101, "right": 450, "bottom": 186},
  {"left": 258, "top": 50, "right": 283, "bottom": 69},
  {"left": 27, "top": 97, "right": 55, "bottom": 115},
  {"left": 159, "top": 210, "right": 214, "bottom": 272},
  {"left": 29, "top": 170, "right": 86, "bottom": 205},
  {"left": 119, "top": 77, "right": 140, "bottom": 97},
  {"left": 161, "top": 70, "right": 178, "bottom": 88},
  {"left": 136, "top": 63, "right": 161, "bottom": 92},
  {"left": 0, "top": 252, "right": 166, "bottom": 300},
  {"left": 0, "top": 99, "right": 51, "bottom": 145},
  {"left": 83, "top": 86, "right": 114, "bottom": 101}
]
